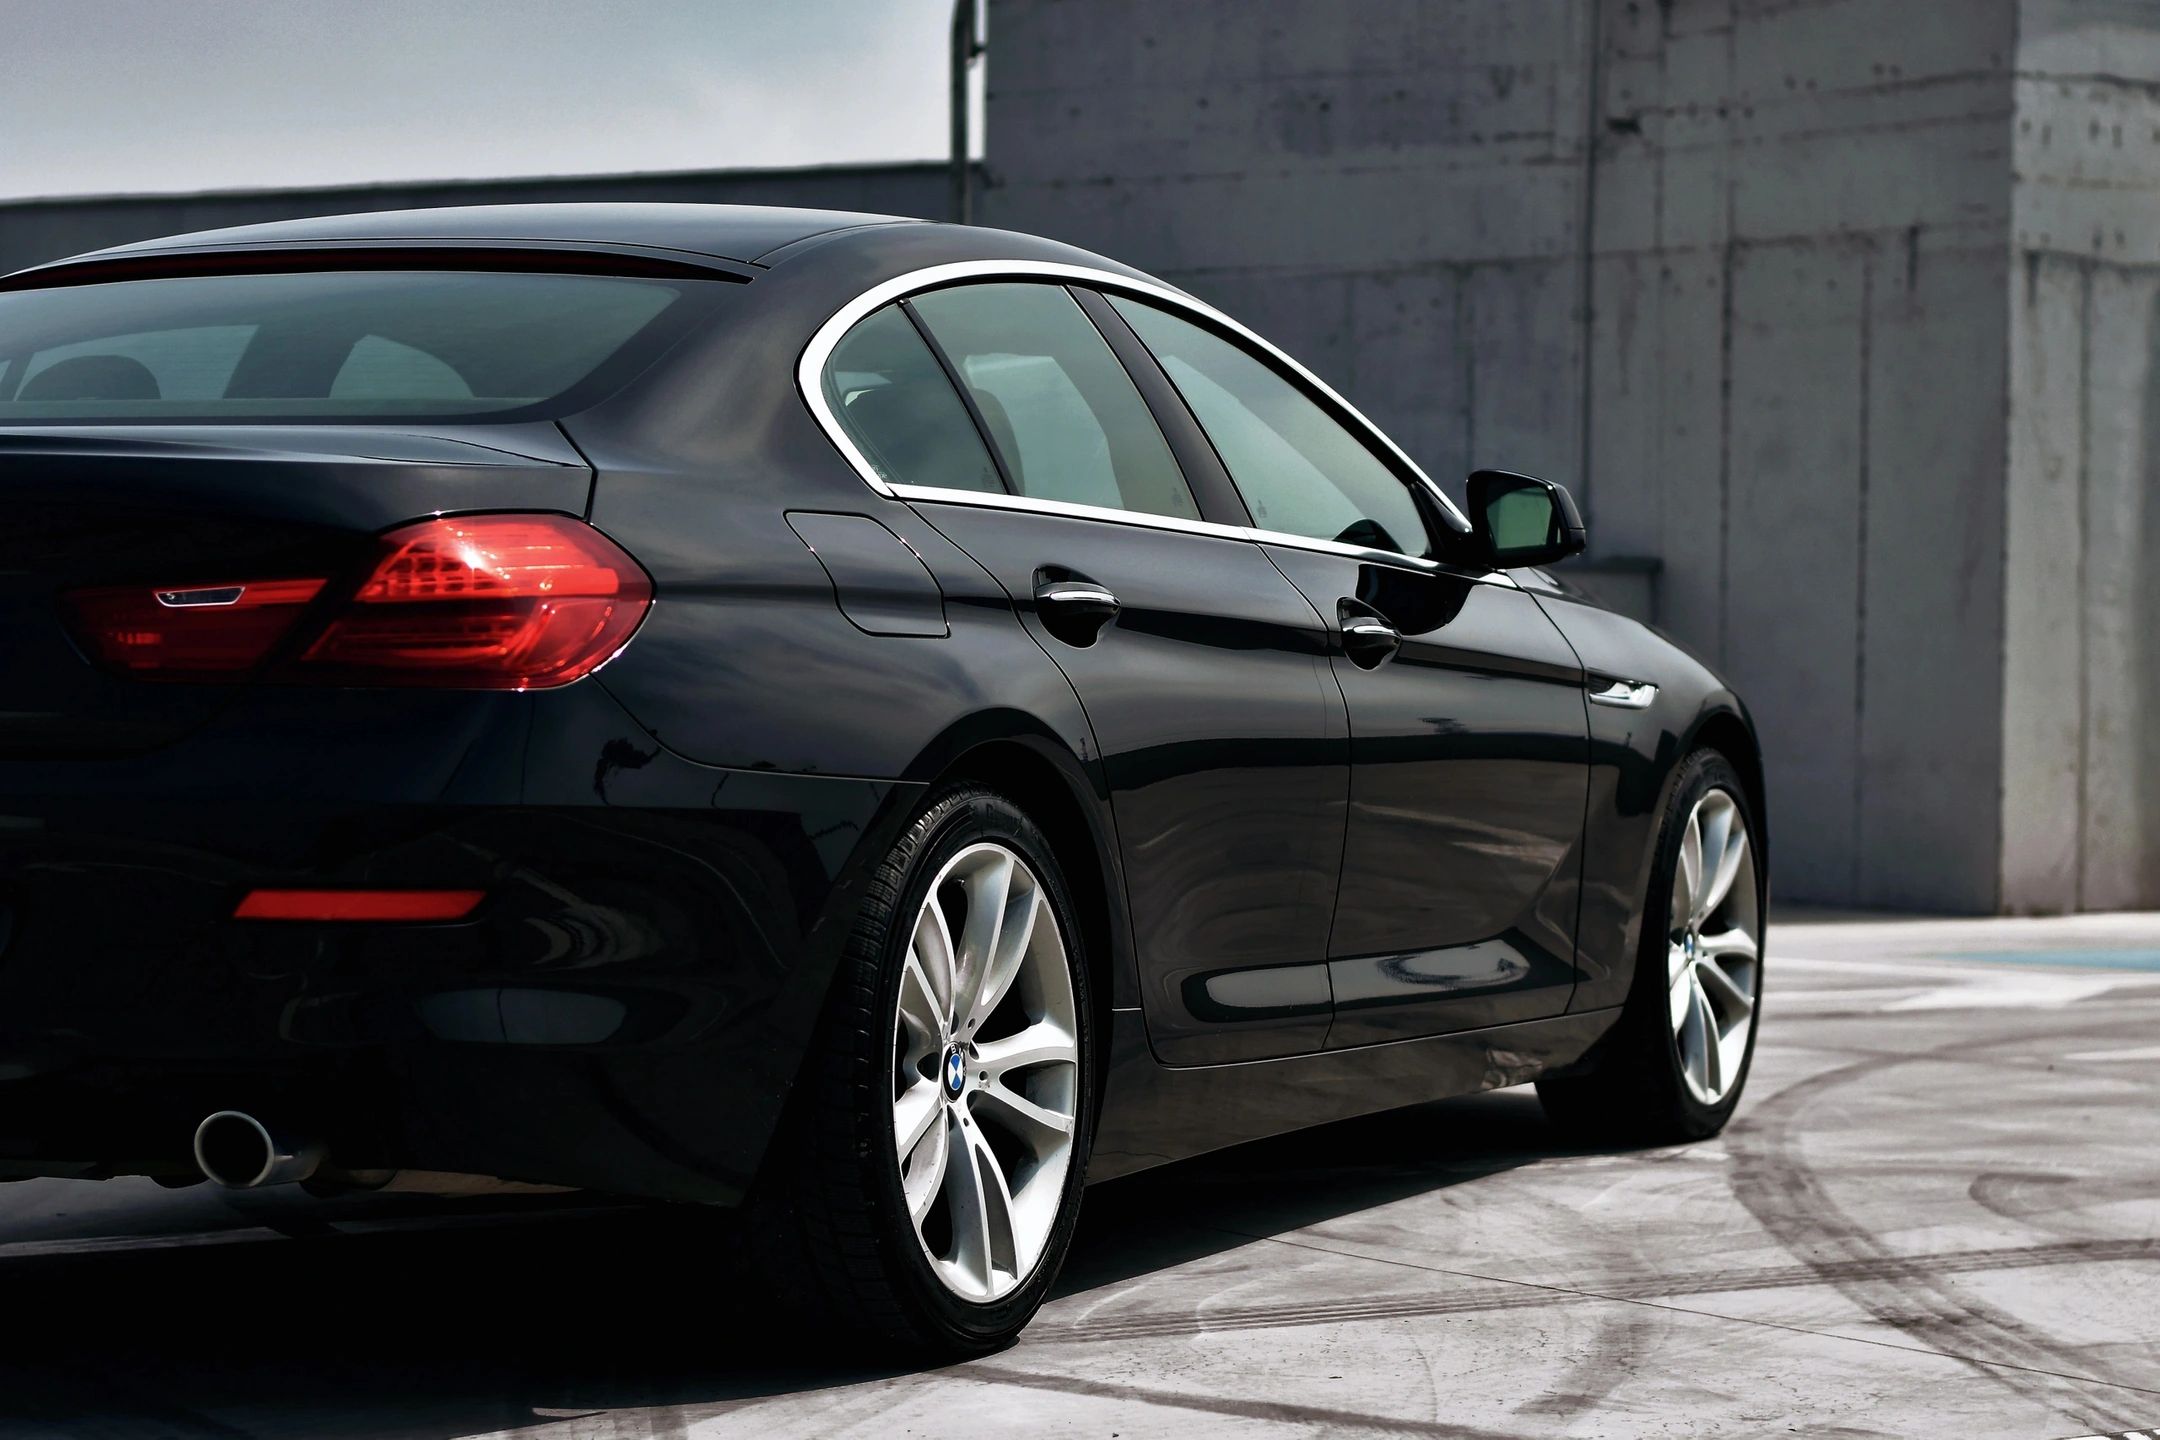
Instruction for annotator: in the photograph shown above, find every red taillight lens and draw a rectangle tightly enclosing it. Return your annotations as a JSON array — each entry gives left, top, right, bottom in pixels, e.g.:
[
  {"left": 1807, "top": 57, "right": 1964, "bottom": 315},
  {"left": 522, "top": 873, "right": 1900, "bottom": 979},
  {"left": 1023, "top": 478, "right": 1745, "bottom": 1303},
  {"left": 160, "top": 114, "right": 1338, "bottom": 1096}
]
[
  {"left": 66, "top": 578, "right": 326, "bottom": 676},
  {"left": 64, "top": 514, "right": 652, "bottom": 690},
  {"left": 299, "top": 514, "right": 652, "bottom": 690}
]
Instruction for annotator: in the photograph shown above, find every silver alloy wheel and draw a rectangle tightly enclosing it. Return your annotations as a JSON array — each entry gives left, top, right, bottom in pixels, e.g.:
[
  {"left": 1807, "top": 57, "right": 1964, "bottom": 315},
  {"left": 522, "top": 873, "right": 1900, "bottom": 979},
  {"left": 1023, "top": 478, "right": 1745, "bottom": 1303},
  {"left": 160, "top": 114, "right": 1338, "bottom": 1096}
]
[
  {"left": 1667, "top": 788, "right": 1761, "bottom": 1106},
  {"left": 891, "top": 841, "right": 1081, "bottom": 1303}
]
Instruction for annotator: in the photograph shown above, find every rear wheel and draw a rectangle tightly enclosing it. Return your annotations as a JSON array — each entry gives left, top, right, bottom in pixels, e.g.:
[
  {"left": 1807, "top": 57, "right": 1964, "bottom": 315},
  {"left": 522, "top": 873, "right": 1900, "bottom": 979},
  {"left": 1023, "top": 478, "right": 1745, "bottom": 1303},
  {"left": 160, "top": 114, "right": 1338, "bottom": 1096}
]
[
  {"left": 751, "top": 784, "right": 1093, "bottom": 1353},
  {"left": 1538, "top": 750, "right": 1763, "bottom": 1144}
]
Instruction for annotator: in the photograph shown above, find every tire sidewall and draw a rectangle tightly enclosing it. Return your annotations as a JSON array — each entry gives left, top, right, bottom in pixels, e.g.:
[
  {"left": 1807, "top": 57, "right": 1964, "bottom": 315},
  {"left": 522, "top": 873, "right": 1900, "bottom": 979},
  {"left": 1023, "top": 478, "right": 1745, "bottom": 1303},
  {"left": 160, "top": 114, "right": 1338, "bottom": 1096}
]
[{"left": 871, "top": 788, "right": 1096, "bottom": 1348}]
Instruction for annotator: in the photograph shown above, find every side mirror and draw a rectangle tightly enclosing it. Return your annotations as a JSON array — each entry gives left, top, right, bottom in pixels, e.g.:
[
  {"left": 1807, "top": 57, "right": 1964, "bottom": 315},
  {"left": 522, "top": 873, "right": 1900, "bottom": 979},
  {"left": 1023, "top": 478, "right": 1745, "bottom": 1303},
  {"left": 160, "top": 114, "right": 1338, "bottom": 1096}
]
[{"left": 1467, "top": 469, "right": 1586, "bottom": 569}]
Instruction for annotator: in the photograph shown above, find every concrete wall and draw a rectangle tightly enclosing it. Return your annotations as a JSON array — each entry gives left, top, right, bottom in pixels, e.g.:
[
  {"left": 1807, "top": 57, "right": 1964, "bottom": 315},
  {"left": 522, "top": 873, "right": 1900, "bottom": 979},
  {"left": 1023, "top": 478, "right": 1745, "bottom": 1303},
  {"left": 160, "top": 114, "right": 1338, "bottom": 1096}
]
[
  {"left": 983, "top": 0, "right": 2136, "bottom": 911},
  {"left": 2002, "top": 0, "right": 2160, "bottom": 910},
  {"left": 0, "top": 161, "right": 957, "bottom": 277}
]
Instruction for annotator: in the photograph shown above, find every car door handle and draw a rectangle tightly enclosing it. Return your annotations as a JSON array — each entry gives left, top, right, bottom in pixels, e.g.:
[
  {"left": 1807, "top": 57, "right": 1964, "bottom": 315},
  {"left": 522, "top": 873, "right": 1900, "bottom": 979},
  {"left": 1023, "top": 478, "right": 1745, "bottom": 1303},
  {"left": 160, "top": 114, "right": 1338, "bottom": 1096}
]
[
  {"left": 1033, "top": 573, "right": 1120, "bottom": 645},
  {"left": 1588, "top": 677, "right": 1658, "bottom": 709},
  {"left": 1337, "top": 601, "right": 1401, "bottom": 669}
]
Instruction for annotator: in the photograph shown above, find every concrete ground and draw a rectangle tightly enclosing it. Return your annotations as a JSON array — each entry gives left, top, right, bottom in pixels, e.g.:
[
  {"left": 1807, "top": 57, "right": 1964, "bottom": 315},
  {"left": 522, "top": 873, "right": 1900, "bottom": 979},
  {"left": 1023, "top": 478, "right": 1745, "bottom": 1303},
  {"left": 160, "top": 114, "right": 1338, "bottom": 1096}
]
[{"left": 3, "top": 911, "right": 2156, "bottom": 1439}]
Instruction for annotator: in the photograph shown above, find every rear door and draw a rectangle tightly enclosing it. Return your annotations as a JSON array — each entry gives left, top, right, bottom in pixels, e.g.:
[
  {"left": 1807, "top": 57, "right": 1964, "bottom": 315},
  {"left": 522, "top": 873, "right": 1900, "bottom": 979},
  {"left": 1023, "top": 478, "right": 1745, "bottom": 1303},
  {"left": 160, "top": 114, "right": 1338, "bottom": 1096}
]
[
  {"left": 818, "top": 282, "right": 1346, "bottom": 1065},
  {"left": 1099, "top": 293, "right": 1590, "bottom": 1045}
]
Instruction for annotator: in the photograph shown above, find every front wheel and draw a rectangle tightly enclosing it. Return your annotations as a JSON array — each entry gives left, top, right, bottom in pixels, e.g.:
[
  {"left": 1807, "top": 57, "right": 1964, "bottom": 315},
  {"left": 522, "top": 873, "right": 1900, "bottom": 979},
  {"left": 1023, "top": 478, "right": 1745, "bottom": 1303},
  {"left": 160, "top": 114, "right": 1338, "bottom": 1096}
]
[
  {"left": 751, "top": 784, "right": 1093, "bottom": 1353},
  {"left": 1538, "top": 750, "right": 1764, "bottom": 1144}
]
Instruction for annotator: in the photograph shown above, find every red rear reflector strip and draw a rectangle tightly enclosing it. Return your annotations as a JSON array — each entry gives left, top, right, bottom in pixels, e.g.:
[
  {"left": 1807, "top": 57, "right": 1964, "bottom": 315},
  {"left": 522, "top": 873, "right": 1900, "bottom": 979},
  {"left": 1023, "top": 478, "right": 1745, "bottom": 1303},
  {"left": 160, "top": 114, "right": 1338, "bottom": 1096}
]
[{"left": 233, "top": 889, "right": 486, "bottom": 922}]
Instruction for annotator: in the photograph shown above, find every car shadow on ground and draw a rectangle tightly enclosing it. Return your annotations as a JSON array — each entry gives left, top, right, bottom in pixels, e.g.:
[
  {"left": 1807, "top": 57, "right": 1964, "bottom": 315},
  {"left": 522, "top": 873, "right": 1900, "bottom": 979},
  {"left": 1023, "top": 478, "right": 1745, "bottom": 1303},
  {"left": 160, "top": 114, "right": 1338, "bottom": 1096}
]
[{"left": 0, "top": 1088, "right": 1614, "bottom": 1438}]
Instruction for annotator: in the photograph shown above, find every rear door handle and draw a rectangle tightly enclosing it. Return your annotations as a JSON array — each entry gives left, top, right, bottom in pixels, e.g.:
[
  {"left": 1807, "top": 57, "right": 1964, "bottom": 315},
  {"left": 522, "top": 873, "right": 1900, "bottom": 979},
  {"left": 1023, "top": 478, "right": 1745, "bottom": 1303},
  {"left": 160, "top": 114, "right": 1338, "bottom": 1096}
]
[
  {"left": 1337, "top": 601, "right": 1401, "bottom": 669},
  {"left": 1033, "top": 572, "right": 1120, "bottom": 645}
]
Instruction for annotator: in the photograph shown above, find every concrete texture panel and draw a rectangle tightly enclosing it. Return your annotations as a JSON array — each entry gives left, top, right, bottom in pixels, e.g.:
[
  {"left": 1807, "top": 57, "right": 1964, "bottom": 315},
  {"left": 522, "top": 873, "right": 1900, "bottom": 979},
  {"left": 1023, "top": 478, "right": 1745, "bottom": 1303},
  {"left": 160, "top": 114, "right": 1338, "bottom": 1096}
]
[
  {"left": 1855, "top": 241, "right": 2009, "bottom": 911},
  {"left": 2002, "top": 255, "right": 2091, "bottom": 911},
  {"left": 1462, "top": 259, "right": 1584, "bottom": 483},
  {"left": 2013, "top": 75, "right": 2160, "bottom": 263},
  {"left": 2018, "top": 0, "right": 2160, "bottom": 77},
  {"left": 1725, "top": 90, "right": 2010, "bottom": 242},
  {"left": 990, "top": 160, "right": 1590, "bottom": 271},
  {"left": 2074, "top": 265, "right": 2160, "bottom": 908},
  {"left": 1580, "top": 251, "right": 1666, "bottom": 559},
  {"left": 1710, "top": 248, "right": 1866, "bottom": 902},
  {"left": 1722, "top": 243, "right": 1866, "bottom": 901},
  {"left": 2006, "top": 0, "right": 2160, "bottom": 909},
  {"left": 1729, "top": 0, "right": 2014, "bottom": 99},
  {"left": 1341, "top": 266, "right": 1471, "bottom": 490},
  {"left": 988, "top": 0, "right": 1583, "bottom": 101},
  {"left": 1649, "top": 249, "right": 1734, "bottom": 660}
]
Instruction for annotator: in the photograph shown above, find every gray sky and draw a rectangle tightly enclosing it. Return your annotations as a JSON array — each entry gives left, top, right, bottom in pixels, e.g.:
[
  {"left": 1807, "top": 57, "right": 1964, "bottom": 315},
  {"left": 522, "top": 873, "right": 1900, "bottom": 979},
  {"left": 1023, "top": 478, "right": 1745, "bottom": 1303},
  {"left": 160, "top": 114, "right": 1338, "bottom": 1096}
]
[{"left": 3, "top": 0, "right": 974, "bottom": 201}]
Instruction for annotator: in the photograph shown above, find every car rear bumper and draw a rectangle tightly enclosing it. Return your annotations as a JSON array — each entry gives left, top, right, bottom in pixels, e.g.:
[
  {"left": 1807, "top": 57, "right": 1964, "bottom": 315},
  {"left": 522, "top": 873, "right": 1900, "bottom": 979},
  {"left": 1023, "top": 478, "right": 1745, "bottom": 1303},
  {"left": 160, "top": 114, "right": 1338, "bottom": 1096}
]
[{"left": 0, "top": 680, "right": 919, "bottom": 1203}]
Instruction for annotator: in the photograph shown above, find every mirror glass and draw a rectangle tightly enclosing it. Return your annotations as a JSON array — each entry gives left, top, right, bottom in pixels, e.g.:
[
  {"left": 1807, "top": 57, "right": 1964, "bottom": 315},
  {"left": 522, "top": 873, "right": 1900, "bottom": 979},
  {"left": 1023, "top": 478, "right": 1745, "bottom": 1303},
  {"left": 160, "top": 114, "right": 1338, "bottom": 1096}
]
[{"left": 1483, "top": 480, "right": 1558, "bottom": 556}]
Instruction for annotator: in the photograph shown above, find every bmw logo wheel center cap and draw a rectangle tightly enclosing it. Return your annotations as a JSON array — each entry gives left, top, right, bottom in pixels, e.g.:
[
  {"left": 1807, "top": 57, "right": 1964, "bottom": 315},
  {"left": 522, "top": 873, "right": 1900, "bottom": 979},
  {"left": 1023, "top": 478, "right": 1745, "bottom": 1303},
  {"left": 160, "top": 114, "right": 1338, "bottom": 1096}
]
[{"left": 943, "top": 1045, "right": 968, "bottom": 1098}]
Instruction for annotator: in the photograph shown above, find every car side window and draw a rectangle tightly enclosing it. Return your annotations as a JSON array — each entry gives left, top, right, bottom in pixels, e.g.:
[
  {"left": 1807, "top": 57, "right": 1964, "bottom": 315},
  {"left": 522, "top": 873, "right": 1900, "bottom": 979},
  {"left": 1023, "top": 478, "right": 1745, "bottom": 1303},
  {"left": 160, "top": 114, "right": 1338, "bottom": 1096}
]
[
  {"left": 1108, "top": 295, "right": 1434, "bottom": 558},
  {"left": 908, "top": 283, "right": 1200, "bottom": 522},
  {"left": 823, "top": 304, "right": 1004, "bottom": 495}
]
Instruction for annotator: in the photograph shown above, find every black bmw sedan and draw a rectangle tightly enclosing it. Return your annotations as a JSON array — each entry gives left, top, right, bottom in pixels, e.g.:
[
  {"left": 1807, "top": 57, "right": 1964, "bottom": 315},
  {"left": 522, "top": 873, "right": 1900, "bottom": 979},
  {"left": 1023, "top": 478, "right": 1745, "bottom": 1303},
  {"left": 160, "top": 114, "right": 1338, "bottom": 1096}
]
[{"left": 0, "top": 203, "right": 1765, "bottom": 1351}]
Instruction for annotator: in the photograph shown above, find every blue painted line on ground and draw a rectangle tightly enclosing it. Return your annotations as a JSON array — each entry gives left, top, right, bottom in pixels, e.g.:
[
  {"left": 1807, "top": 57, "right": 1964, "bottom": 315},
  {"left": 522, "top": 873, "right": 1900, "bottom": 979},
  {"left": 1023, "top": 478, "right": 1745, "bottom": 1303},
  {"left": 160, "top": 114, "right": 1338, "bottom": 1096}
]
[{"left": 1943, "top": 950, "right": 2160, "bottom": 972}]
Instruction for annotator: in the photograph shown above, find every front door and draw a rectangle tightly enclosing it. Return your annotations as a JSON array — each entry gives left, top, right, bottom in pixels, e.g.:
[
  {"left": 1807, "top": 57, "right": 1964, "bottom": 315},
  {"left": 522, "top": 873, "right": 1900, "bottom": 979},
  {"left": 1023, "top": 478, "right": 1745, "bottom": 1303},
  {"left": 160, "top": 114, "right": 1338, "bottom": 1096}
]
[{"left": 1099, "top": 292, "right": 1590, "bottom": 1046}]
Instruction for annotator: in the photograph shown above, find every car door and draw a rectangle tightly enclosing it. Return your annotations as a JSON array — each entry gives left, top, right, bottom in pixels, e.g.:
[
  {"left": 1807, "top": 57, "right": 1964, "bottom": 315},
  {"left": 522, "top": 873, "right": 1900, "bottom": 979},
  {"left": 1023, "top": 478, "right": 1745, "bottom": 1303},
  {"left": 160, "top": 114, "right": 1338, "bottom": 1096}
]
[
  {"left": 1100, "top": 293, "right": 1590, "bottom": 1046},
  {"left": 816, "top": 281, "right": 1347, "bottom": 1065}
]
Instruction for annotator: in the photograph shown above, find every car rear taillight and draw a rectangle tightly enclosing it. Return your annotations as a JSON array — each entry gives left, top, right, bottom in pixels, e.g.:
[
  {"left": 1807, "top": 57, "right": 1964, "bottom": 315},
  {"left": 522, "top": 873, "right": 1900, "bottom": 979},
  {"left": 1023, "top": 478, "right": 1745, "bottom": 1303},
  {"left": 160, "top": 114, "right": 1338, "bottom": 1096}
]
[
  {"left": 66, "top": 578, "right": 327, "bottom": 676},
  {"left": 299, "top": 515, "right": 653, "bottom": 690},
  {"left": 64, "top": 513, "right": 652, "bottom": 691}
]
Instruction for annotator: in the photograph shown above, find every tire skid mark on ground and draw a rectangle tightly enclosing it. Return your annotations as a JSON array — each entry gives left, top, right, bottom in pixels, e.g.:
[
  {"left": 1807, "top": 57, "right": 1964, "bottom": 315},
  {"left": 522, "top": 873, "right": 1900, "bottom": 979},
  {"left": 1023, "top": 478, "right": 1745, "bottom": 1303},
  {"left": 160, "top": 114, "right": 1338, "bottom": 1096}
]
[
  {"left": 1970, "top": 1170, "right": 2160, "bottom": 1236},
  {"left": 960, "top": 1363, "right": 1526, "bottom": 1438},
  {"left": 1724, "top": 1022, "right": 2156, "bottom": 1431},
  {"left": 1511, "top": 1306, "right": 1655, "bottom": 1423},
  {"left": 1026, "top": 1235, "right": 2159, "bottom": 1344},
  {"left": 1510, "top": 1167, "right": 1677, "bottom": 1426}
]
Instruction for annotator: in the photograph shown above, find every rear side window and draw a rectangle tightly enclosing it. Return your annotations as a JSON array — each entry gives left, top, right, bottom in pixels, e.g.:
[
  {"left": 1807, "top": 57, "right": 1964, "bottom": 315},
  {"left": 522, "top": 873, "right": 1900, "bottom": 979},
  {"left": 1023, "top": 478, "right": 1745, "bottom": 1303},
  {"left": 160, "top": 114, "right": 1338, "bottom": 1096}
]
[
  {"left": 1109, "top": 295, "right": 1433, "bottom": 558},
  {"left": 0, "top": 269, "right": 712, "bottom": 423},
  {"left": 909, "top": 283, "right": 1199, "bottom": 522},
  {"left": 822, "top": 304, "right": 1003, "bottom": 494}
]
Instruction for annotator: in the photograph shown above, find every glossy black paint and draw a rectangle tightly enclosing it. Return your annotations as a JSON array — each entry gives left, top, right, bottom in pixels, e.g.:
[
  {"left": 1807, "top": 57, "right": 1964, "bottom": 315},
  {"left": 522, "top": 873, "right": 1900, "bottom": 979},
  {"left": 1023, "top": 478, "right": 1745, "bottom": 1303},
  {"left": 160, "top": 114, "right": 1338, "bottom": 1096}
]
[
  {"left": 1513, "top": 568, "right": 1769, "bottom": 1013},
  {"left": 911, "top": 503, "right": 1348, "bottom": 1066},
  {"left": 1255, "top": 545, "right": 1590, "bottom": 1046},
  {"left": 0, "top": 204, "right": 1764, "bottom": 1202}
]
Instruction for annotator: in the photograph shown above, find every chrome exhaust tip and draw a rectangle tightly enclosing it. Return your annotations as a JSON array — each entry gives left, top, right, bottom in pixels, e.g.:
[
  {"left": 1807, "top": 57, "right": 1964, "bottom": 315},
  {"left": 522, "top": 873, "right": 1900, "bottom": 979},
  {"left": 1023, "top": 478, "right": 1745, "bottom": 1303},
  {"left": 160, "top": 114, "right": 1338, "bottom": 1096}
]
[{"left": 192, "top": 1111, "right": 324, "bottom": 1189}]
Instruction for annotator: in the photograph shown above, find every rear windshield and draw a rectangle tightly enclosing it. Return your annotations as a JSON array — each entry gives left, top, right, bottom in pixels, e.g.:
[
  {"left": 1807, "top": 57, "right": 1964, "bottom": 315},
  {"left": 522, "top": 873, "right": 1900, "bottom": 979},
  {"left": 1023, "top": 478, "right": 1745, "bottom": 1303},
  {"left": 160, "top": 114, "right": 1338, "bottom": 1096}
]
[{"left": 0, "top": 269, "right": 716, "bottom": 423}]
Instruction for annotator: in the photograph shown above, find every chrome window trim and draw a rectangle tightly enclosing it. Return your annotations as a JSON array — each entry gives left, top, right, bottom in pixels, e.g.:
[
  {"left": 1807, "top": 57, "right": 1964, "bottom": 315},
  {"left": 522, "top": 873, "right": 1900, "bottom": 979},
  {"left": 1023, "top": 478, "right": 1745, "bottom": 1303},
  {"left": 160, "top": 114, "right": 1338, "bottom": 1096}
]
[
  {"left": 796, "top": 257, "right": 1480, "bottom": 562},
  {"left": 887, "top": 482, "right": 1254, "bottom": 542},
  {"left": 880, "top": 480, "right": 1518, "bottom": 586}
]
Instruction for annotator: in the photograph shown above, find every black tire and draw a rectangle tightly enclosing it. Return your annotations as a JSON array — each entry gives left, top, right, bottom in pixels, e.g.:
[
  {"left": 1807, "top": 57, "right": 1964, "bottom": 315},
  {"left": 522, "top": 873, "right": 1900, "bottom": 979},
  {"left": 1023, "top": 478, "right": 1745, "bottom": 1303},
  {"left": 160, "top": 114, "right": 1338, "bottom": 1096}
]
[
  {"left": 748, "top": 783, "right": 1095, "bottom": 1354},
  {"left": 1537, "top": 750, "right": 1764, "bottom": 1145}
]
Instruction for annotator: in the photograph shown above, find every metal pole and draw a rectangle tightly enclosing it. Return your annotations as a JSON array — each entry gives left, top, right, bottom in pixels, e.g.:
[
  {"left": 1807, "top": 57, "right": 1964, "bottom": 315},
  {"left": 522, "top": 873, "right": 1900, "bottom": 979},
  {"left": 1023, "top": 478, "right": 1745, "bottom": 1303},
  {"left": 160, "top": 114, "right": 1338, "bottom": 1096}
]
[{"left": 950, "top": 0, "right": 981, "bottom": 224}]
